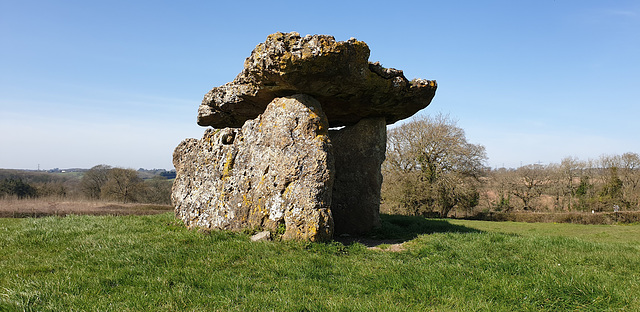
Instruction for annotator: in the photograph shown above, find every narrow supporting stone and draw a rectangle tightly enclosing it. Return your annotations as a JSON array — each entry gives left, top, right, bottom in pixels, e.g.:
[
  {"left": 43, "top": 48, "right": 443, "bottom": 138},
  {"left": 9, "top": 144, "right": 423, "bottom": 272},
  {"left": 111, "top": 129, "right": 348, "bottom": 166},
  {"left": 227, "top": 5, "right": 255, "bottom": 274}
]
[{"left": 329, "top": 117, "right": 386, "bottom": 234}]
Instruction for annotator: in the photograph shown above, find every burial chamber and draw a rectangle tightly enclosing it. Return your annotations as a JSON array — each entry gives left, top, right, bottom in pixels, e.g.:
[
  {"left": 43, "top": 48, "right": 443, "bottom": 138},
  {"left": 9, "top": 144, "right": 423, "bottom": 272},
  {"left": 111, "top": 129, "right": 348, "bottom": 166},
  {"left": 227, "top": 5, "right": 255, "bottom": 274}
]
[{"left": 172, "top": 32, "right": 437, "bottom": 241}]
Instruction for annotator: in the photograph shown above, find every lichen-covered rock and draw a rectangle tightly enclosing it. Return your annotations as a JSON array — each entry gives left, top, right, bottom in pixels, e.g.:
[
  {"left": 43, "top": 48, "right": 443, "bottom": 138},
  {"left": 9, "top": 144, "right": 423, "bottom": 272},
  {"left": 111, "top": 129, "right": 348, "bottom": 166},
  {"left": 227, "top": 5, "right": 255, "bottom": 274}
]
[
  {"left": 330, "top": 117, "right": 386, "bottom": 234},
  {"left": 172, "top": 94, "right": 334, "bottom": 241},
  {"left": 197, "top": 32, "right": 437, "bottom": 128},
  {"left": 174, "top": 32, "right": 438, "bottom": 240}
]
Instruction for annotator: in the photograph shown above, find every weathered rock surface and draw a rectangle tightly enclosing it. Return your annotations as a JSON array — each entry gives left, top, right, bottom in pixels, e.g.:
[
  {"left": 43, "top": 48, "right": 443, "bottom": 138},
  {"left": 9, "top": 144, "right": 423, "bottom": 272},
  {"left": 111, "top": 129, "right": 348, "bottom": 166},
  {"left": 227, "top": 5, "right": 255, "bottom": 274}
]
[
  {"left": 197, "top": 32, "right": 437, "bottom": 128},
  {"left": 172, "top": 94, "right": 334, "bottom": 241},
  {"left": 330, "top": 117, "right": 386, "bottom": 234}
]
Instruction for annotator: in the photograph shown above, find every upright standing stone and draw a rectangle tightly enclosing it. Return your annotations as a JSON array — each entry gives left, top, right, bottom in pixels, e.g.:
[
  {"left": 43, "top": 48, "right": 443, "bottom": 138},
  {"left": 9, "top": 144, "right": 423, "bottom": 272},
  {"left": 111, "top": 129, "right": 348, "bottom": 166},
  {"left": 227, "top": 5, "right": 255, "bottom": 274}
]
[
  {"left": 329, "top": 117, "right": 386, "bottom": 234},
  {"left": 172, "top": 94, "right": 334, "bottom": 241}
]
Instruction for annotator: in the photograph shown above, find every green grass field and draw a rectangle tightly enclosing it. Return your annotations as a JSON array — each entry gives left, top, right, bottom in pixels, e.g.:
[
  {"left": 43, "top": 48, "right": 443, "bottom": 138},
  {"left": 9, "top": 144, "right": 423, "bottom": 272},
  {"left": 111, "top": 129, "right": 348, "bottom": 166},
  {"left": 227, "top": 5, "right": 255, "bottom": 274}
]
[{"left": 1, "top": 213, "right": 639, "bottom": 311}]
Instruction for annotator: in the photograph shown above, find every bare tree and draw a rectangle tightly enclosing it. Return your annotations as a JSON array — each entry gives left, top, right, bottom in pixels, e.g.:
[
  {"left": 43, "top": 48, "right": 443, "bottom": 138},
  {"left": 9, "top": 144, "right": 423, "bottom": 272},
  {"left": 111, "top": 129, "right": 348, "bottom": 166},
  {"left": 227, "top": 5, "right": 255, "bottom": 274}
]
[
  {"left": 486, "top": 168, "right": 515, "bottom": 212},
  {"left": 80, "top": 164, "right": 112, "bottom": 199},
  {"left": 141, "top": 176, "right": 172, "bottom": 204},
  {"left": 382, "top": 114, "right": 487, "bottom": 217},
  {"left": 474, "top": 153, "right": 640, "bottom": 214},
  {"left": 556, "top": 157, "right": 585, "bottom": 211},
  {"left": 509, "top": 164, "right": 548, "bottom": 211},
  {"left": 101, "top": 168, "right": 144, "bottom": 203},
  {"left": 597, "top": 155, "right": 625, "bottom": 211},
  {"left": 619, "top": 152, "right": 640, "bottom": 209}
]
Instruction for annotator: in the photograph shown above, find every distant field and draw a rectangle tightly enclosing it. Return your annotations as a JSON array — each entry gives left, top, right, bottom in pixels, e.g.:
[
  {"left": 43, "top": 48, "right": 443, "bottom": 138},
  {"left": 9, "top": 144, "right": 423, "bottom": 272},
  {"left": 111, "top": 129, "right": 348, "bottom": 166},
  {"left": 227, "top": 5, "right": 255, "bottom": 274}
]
[
  {"left": 1, "top": 213, "right": 639, "bottom": 311},
  {"left": 0, "top": 198, "right": 172, "bottom": 218}
]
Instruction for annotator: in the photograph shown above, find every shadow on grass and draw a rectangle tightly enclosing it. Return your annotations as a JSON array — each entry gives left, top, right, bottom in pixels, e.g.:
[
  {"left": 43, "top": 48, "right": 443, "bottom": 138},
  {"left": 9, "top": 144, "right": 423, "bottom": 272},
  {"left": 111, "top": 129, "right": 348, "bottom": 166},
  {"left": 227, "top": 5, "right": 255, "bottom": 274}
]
[{"left": 335, "top": 214, "right": 481, "bottom": 247}]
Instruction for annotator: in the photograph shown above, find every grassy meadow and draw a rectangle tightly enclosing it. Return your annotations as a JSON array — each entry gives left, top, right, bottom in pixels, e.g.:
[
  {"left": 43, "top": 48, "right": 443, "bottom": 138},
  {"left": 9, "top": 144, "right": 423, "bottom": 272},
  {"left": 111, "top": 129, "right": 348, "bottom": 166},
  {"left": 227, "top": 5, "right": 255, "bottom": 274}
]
[{"left": 1, "top": 213, "right": 639, "bottom": 311}]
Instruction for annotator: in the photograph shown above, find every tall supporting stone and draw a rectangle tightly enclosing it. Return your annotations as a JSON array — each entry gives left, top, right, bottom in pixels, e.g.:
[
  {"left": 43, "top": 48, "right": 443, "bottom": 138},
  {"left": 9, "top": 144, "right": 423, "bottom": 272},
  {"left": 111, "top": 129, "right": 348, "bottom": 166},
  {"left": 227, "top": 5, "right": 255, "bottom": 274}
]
[
  {"left": 172, "top": 94, "right": 335, "bottom": 241},
  {"left": 329, "top": 117, "right": 386, "bottom": 234}
]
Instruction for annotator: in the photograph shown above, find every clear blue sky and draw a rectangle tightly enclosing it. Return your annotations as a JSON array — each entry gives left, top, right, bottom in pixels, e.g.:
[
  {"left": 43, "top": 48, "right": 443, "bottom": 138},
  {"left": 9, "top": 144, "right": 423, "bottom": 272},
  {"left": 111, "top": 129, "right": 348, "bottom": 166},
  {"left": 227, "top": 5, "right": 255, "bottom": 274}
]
[{"left": 1, "top": 0, "right": 638, "bottom": 170}]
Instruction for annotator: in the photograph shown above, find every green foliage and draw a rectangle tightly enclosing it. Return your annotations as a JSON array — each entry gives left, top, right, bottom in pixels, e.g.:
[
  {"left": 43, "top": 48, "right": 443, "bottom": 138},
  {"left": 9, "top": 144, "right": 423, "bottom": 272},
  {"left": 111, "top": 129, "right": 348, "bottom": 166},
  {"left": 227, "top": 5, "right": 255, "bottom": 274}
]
[
  {"left": 494, "top": 193, "right": 511, "bottom": 212},
  {"left": 571, "top": 176, "right": 594, "bottom": 212},
  {"left": 0, "top": 178, "right": 37, "bottom": 199},
  {"left": 273, "top": 222, "right": 287, "bottom": 238},
  {"left": 0, "top": 169, "right": 75, "bottom": 199},
  {"left": 575, "top": 176, "right": 591, "bottom": 197},
  {"left": 600, "top": 167, "right": 624, "bottom": 200},
  {"left": 1, "top": 214, "right": 639, "bottom": 311}
]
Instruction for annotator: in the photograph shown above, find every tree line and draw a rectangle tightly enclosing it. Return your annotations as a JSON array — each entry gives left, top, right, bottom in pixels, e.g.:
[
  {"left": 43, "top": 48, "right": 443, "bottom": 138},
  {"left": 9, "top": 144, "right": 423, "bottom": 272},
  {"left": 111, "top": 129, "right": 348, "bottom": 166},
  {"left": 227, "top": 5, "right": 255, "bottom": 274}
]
[
  {"left": 0, "top": 165, "right": 173, "bottom": 204},
  {"left": 483, "top": 153, "right": 640, "bottom": 214},
  {"left": 381, "top": 114, "right": 640, "bottom": 217},
  {"left": 0, "top": 169, "right": 70, "bottom": 199},
  {"left": 5, "top": 116, "right": 636, "bottom": 216}
]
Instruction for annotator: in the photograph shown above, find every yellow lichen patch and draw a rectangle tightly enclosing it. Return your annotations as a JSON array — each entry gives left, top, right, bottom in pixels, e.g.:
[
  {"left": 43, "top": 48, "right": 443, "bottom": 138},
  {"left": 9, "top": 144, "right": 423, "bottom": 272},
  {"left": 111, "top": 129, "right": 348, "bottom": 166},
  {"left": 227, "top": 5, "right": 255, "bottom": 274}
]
[
  {"left": 276, "top": 98, "right": 289, "bottom": 109},
  {"left": 242, "top": 194, "right": 254, "bottom": 209},
  {"left": 257, "top": 175, "right": 267, "bottom": 188},
  {"left": 314, "top": 133, "right": 329, "bottom": 143},
  {"left": 222, "top": 151, "right": 235, "bottom": 178},
  {"left": 300, "top": 49, "right": 314, "bottom": 59},
  {"left": 308, "top": 225, "right": 318, "bottom": 236},
  {"left": 279, "top": 51, "right": 294, "bottom": 70},
  {"left": 307, "top": 109, "right": 320, "bottom": 120},
  {"left": 315, "top": 123, "right": 328, "bottom": 136},
  {"left": 267, "top": 32, "right": 285, "bottom": 42}
]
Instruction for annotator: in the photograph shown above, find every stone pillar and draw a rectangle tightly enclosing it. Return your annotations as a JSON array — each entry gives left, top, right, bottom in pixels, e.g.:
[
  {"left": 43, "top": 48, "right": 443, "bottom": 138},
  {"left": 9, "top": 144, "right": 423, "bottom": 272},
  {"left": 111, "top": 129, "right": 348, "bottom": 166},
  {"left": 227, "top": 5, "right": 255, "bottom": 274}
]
[
  {"left": 329, "top": 117, "right": 386, "bottom": 235},
  {"left": 172, "top": 95, "right": 335, "bottom": 241}
]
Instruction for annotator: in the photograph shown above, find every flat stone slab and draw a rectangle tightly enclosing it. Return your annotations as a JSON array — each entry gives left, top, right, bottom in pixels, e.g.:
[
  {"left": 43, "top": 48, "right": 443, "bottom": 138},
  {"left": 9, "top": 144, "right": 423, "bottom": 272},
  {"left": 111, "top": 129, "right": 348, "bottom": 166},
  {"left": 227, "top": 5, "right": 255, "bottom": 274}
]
[
  {"left": 250, "top": 231, "right": 272, "bottom": 242},
  {"left": 197, "top": 32, "right": 437, "bottom": 128}
]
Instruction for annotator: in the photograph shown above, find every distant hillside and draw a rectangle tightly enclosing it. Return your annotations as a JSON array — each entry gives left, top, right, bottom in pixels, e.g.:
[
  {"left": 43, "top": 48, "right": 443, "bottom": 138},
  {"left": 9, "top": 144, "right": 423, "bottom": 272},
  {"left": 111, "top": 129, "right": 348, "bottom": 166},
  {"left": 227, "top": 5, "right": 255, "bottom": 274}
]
[{"left": 1, "top": 167, "right": 176, "bottom": 202}]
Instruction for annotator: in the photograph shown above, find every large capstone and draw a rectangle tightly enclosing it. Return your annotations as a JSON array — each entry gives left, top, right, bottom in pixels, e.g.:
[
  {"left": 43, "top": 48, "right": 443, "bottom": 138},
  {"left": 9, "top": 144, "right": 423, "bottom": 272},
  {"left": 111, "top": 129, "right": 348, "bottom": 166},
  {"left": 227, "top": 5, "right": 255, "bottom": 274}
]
[
  {"left": 172, "top": 94, "right": 335, "bottom": 241},
  {"left": 197, "top": 32, "right": 437, "bottom": 128}
]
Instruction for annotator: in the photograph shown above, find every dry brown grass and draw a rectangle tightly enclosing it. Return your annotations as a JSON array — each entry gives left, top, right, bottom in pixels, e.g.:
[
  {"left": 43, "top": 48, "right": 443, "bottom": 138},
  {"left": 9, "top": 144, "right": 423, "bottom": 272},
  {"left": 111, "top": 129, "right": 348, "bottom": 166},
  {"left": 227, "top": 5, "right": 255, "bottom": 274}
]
[
  {"left": 470, "top": 211, "right": 640, "bottom": 225},
  {"left": 0, "top": 197, "right": 173, "bottom": 218}
]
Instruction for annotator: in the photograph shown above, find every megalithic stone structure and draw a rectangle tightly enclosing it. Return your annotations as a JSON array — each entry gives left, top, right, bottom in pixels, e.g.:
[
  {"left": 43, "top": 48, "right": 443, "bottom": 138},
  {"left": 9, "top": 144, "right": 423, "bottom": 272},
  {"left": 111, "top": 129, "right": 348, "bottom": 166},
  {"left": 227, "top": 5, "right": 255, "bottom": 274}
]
[{"left": 172, "top": 32, "right": 437, "bottom": 241}]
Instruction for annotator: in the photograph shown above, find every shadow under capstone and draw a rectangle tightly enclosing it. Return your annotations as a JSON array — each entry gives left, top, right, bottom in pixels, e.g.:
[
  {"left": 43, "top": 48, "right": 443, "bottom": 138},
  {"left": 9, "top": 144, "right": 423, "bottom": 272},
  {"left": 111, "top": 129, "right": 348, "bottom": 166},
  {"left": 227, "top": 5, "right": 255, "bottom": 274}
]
[{"left": 334, "top": 214, "right": 482, "bottom": 247}]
